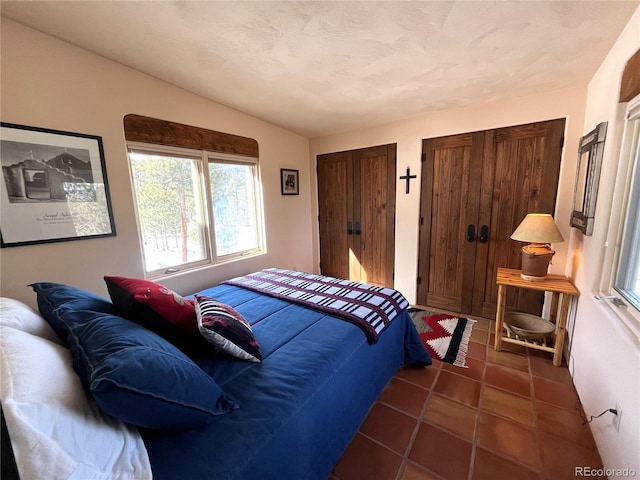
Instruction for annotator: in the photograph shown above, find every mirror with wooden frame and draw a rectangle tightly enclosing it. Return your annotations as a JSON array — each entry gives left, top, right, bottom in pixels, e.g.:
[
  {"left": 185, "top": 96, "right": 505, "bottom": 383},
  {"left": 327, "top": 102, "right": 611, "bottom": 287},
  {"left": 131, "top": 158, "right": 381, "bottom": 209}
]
[{"left": 570, "top": 122, "right": 607, "bottom": 236}]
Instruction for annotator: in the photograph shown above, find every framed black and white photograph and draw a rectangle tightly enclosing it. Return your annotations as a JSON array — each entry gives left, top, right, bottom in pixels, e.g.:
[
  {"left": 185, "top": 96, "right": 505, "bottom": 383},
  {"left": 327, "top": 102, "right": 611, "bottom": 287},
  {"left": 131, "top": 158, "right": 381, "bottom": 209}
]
[
  {"left": 1, "top": 122, "right": 116, "bottom": 247},
  {"left": 280, "top": 168, "right": 299, "bottom": 195}
]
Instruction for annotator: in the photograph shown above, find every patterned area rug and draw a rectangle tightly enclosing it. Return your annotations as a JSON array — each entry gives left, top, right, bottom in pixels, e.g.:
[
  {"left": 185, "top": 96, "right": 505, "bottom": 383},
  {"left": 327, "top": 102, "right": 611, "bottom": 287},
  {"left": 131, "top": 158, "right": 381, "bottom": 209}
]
[{"left": 408, "top": 307, "right": 476, "bottom": 367}]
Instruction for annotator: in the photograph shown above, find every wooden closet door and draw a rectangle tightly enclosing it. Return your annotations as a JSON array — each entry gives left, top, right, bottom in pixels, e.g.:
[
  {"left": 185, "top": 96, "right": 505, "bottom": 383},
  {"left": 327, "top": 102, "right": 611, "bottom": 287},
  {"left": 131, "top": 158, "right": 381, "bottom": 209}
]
[
  {"left": 473, "top": 119, "right": 565, "bottom": 318},
  {"left": 355, "top": 144, "right": 396, "bottom": 287},
  {"left": 417, "top": 119, "right": 565, "bottom": 319},
  {"left": 317, "top": 151, "right": 353, "bottom": 281},
  {"left": 416, "top": 132, "right": 486, "bottom": 311},
  {"left": 317, "top": 144, "right": 396, "bottom": 287}
]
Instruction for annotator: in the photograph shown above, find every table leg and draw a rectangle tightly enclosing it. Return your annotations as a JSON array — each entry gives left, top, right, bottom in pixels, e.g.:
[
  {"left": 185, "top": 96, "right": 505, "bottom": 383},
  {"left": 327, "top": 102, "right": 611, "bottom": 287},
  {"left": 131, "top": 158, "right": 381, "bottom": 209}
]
[
  {"left": 553, "top": 294, "right": 571, "bottom": 366},
  {"left": 549, "top": 292, "right": 559, "bottom": 324},
  {"left": 494, "top": 284, "right": 506, "bottom": 351}
]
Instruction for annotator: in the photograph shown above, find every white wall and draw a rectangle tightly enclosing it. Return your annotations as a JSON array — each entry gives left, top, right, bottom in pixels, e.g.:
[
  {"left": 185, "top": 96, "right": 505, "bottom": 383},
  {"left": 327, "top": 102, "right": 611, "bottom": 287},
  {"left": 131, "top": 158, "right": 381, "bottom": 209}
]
[
  {"left": 568, "top": 6, "right": 640, "bottom": 473},
  {"left": 0, "top": 18, "right": 314, "bottom": 306}
]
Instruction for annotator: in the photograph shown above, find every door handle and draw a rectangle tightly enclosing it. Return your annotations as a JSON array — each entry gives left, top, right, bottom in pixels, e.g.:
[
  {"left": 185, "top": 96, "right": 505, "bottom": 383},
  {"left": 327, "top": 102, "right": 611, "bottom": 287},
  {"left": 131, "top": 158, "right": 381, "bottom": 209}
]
[
  {"left": 479, "top": 225, "right": 489, "bottom": 243},
  {"left": 347, "top": 221, "right": 353, "bottom": 235},
  {"left": 466, "top": 224, "right": 476, "bottom": 242},
  {"left": 354, "top": 222, "right": 361, "bottom": 235}
]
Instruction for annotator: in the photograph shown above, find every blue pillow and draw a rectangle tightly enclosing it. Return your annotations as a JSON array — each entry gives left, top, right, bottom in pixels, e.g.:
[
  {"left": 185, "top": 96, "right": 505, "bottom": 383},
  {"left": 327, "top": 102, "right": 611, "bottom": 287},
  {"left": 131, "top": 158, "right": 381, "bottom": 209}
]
[
  {"left": 31, "top": 282, "right": 238, "bottom": 430},
  {"left": 30, "top": 282, "right": 115, "bottom": 346}
]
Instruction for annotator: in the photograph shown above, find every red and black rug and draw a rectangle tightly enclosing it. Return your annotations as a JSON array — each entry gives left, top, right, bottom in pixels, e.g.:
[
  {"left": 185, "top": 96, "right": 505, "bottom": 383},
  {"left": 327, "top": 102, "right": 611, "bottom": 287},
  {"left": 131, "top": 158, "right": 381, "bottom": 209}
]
[{"left": 408, "top": 307, "right": 476, "bottom": 367}]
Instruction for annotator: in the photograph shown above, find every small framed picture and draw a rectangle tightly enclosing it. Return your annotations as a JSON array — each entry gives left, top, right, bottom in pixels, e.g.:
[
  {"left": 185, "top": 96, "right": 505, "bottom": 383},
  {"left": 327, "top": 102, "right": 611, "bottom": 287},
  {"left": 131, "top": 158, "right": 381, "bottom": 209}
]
[
  {"left": 280, "top": 168, "right": 299, "bottom": 195},
  {"left": 1, "top": 122, "right": 116, "bottom": 247}
]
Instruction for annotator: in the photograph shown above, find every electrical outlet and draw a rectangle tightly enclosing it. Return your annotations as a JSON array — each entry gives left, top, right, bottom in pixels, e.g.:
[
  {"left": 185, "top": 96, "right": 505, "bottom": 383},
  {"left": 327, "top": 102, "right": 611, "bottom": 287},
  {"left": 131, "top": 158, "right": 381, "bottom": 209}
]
[{"left": 613, "top": 403, "right": 622, "bottom": 431}]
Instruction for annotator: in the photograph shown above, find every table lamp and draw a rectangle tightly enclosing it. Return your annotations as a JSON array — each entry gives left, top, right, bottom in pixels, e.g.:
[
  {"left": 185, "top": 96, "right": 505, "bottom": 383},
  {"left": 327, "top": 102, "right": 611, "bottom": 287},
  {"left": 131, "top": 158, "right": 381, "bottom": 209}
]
[{"left": 510, "top": 213, "right": 564, "bottom": 281}]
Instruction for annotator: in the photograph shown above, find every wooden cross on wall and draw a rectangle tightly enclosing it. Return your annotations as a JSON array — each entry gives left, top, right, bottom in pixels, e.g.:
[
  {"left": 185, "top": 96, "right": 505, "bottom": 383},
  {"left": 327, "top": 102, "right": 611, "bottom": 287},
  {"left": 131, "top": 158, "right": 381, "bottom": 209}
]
[{"left": 399, "top": 167, "right": 417, "bottom": 194}]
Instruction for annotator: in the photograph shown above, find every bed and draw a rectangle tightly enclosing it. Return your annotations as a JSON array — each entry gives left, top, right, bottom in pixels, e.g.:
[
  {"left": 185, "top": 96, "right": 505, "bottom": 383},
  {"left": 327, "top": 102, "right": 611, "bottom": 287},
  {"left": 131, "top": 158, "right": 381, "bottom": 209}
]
[{"left": 0, "top": 269, "right": 431, "bottom": 480}]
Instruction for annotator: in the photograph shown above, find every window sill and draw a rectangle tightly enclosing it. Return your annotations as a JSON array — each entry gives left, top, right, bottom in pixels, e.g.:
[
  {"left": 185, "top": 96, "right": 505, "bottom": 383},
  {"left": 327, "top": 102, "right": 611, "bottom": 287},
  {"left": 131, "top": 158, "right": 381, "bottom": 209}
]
[
  {"left": 592, "top": 293, "right": 640, "bottom": 347},
  {"left": 146, "top": 250, "right": 266, "bottom": 281}
]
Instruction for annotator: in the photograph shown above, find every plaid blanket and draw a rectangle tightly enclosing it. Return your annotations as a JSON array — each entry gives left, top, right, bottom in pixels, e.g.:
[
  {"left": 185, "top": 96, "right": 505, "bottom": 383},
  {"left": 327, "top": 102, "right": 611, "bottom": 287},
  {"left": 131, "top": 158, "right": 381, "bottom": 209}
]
[{"left": 222, "top": 268, "right": 409, "bottom": 343}]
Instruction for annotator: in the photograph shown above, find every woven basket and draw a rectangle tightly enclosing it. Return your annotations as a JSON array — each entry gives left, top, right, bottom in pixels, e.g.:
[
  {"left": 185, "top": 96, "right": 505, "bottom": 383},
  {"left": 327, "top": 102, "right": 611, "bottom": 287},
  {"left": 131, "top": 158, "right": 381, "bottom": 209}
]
[{"left": 504, "top": 312, "right": 555, "bottom": 340}]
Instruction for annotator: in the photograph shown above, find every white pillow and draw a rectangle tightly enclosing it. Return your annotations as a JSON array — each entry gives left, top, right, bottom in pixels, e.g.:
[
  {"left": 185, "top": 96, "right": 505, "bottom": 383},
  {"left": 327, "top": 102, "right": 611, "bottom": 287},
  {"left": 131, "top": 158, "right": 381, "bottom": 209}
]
[
  {"left": 0, "top": 326, "right": 152, "bottom": 480},
  {"left": 0, "top": 297, "right": 62, "bottom": 344}
]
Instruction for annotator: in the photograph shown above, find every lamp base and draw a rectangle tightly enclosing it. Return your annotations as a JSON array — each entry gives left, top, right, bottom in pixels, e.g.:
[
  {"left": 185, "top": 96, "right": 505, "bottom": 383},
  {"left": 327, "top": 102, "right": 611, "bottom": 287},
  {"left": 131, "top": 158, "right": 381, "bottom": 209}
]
[{"left": 520, "top": 244, "right": 555, "bottom": 281}]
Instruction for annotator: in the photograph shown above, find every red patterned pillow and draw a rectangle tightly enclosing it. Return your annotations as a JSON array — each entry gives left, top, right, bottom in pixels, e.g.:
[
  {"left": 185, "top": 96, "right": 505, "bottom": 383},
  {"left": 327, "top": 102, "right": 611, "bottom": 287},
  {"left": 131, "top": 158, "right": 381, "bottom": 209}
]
[
  {"left": 194, "top": 295, "right": 262, "bottom": 362},
  {"left": 104, "top": 276, "right": 209, "bottom": 354}
]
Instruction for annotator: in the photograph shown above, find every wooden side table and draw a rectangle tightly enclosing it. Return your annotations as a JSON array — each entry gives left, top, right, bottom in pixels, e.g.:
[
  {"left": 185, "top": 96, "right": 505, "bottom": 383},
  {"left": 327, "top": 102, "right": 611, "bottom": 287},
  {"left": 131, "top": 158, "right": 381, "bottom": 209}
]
[{"left": 494, "top": 267, "right": 580, "bottom": 366}]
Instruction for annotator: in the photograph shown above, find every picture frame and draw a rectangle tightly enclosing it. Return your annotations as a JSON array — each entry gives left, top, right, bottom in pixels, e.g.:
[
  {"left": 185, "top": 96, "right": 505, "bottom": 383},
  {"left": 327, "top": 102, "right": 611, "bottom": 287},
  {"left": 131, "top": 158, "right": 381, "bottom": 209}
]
[
  {"left": 1, "top": 122, "right": 116, "bottom": 247},
  {"left": 280, "top": 168, "right": 299, "bottom": 195}
]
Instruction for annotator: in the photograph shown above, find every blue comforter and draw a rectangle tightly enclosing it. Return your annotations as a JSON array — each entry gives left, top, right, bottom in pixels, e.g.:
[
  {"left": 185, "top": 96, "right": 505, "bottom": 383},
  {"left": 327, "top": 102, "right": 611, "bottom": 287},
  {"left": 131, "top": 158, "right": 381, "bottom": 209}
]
[{"left": 142, "top": 284, "right": 431, "bottom": 480}]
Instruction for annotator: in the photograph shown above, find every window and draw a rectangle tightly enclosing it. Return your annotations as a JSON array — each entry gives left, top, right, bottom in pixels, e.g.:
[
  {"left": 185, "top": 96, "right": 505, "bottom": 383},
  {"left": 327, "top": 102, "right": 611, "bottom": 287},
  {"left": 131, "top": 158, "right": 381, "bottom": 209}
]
[
  {"left": 614, "top": 102, "right": 640, "bottom": 311},
  {"left": 599, "top": 95, "right": 640, "bottom": 340},
  {"left": 128, "top": 143, "right": 264, "bottom": 275}
]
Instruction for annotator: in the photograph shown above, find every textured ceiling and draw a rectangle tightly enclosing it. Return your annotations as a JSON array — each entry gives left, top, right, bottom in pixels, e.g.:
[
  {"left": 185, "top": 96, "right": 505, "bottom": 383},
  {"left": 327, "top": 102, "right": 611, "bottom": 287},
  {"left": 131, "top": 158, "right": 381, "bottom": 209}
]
[{"left": 1, "top": 1, "right": 638, "bottom": 138}]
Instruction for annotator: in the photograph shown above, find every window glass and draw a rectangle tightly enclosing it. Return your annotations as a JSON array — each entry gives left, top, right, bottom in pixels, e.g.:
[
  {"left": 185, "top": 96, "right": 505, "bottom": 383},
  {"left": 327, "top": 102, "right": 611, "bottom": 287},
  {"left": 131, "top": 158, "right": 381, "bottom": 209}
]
[
  {"left": 209, "top": 161, "right": 259, "bottom": 257},
  {"left": 129, "top": 150, "right": 208, "bottom": 273}
]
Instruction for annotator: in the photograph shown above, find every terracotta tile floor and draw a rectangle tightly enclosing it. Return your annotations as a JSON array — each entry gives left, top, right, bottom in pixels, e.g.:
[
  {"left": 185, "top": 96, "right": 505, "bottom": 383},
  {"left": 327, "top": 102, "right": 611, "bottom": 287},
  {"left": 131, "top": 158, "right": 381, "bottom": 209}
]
[{"left": 331, "top": 317, "right": 604, "bottom": 480}]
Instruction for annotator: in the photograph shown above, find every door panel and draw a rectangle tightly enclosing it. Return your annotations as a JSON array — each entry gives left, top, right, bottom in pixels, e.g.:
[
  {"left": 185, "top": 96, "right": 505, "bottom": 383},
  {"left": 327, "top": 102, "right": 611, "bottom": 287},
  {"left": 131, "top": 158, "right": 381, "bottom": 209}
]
[
  {"left": 417, "top": 133, "right": 484, "bottom": 311},
  {"left": 475, "top": 120, "right": 565, "bottom": 317},
  {"left": 356, "top": 145, "right": 396, "bottom": 287},
  {"left": 317, "top": 151, "right": 352, "bottom": 281}
]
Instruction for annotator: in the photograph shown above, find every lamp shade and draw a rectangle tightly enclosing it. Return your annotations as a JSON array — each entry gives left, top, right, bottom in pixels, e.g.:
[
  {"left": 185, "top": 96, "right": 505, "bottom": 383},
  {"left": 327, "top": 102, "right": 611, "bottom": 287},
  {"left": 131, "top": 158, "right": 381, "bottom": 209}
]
[{"left": 511, "top": 214, "right": 564, "bottom": 244}]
